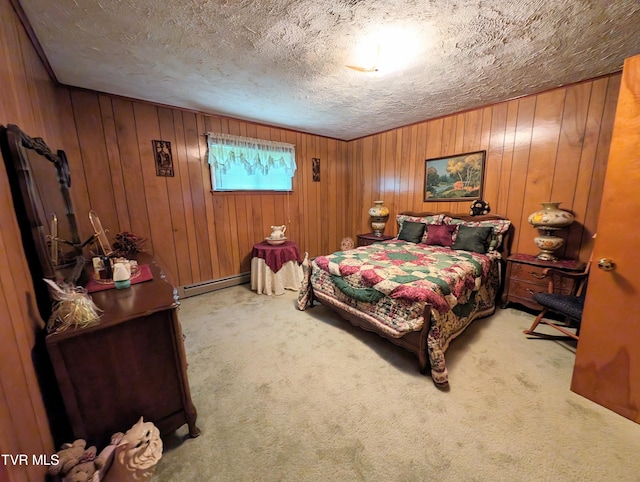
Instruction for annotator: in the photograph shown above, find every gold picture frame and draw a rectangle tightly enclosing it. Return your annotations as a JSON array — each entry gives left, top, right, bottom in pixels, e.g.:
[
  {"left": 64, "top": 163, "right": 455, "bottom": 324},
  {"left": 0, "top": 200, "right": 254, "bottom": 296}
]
[{"left": 424, "top": 150, "right": 486, "bottom": 202}]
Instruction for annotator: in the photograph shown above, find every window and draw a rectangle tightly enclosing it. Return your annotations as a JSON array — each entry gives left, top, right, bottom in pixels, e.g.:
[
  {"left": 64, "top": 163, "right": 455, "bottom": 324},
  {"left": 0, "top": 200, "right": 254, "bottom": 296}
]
[{"left": 206, "top": 133, "right": 296, "bottom": 191}]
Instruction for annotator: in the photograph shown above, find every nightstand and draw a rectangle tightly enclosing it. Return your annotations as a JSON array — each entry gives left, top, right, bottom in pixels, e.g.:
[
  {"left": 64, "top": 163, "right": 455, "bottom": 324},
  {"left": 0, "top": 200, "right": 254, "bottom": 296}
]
[
  {"left": 357, "top": 233, "right": 394, "bottom": 247},
  {"left": 502, "top": 253, "right": 586, "bottom": 310}
]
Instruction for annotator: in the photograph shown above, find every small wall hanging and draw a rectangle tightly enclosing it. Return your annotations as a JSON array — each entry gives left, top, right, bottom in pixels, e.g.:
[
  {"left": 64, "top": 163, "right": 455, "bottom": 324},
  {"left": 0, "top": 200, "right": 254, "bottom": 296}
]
[
  {"left": 152, "top": 140, "right": 174, "bottom": 177},
  {"left": 312, "top": 157, "right": 320, "bottom": 182}
]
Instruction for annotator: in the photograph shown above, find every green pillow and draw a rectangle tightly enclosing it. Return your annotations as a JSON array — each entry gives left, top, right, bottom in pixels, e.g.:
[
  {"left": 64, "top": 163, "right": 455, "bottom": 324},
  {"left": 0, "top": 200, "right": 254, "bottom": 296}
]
[
  {"left": 452, "top": 225, "right": 493, "bottom": 253},
  {"left": 397, "top": 221, "right": 426, "bottom": 243}
]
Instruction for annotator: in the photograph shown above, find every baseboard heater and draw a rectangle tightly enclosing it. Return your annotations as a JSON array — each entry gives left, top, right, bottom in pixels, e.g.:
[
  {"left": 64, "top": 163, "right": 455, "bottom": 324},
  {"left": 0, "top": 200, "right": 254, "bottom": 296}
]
[{"left": 178, "top": 272, "right": 250, "bottom": 298}]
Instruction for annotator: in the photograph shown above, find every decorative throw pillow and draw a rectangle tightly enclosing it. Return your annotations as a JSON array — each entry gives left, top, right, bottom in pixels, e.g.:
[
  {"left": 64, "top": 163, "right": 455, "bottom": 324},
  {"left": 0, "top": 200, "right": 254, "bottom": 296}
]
[
  {"left": 396, "top": 214, "right": 443, "bottom": 227},
  {"left": 397, "top": 221, "right": 426, "bottom": 243},
  {"left": 444, "top": 217, "right": 511, "bottom": 251},
  {"left": 395, "top": 214, "right": 444, "bottom": 243},
  {"left": 452, "top": 225, "right": 493, "bottom": 253},
  {"left": 425, "top": 224, "right": 457, "bottom": 247}
]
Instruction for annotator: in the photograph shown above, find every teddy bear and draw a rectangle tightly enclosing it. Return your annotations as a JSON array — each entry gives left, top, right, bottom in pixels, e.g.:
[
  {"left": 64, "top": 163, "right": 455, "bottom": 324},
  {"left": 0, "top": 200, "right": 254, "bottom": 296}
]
[
  {"left": 470, "top": 199, "right": 491, "bottom": 216},
  {"left": 48, "top": 439, "right": 88, "bottom": 478},
  {"left": 62, "top": 445, "right": 100, "bottom": 482}
]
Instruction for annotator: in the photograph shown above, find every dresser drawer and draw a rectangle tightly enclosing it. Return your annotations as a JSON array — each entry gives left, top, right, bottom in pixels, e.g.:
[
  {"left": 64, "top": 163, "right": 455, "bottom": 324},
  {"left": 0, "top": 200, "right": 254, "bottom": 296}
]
[
  {"left": 510, "top": 263, "right": 574, "bottom": 292},
  {"left": 510, "top": 263, "right": 547, "bottom": 285},
  {"left": 509, "top": 279, "right": 546, "bottom": 300}
]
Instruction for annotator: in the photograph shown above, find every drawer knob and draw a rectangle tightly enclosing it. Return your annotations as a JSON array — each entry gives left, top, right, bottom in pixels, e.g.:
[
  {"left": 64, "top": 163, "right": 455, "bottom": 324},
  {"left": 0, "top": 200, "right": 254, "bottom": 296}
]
[{"left": 529, "top": 271, "right": 546, "bottom": 279}]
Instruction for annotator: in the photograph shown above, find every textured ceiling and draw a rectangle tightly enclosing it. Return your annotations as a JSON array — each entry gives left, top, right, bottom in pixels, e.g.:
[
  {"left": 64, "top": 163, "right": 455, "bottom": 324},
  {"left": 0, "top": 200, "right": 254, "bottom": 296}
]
[{"left": 18, "top": 0, "right": 640, "bottom": 140}]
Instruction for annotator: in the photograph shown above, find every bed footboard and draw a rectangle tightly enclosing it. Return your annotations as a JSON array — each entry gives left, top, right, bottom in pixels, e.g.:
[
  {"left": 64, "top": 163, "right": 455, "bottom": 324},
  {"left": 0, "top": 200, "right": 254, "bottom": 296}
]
[{"left": 310, "top": 290, "right": 444, "bottom": 382}]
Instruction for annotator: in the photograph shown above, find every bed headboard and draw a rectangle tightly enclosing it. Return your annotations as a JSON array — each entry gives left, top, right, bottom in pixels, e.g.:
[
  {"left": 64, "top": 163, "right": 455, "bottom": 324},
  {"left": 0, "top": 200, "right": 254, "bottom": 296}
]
[{"left": 398, "top": 211, "right": 513, "bottom": 257}]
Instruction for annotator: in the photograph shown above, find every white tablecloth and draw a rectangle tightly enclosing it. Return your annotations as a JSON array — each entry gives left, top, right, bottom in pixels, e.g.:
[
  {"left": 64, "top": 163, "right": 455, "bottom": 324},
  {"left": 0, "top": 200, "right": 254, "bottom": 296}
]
[{"left": 250, "top": 257, "right": 303, "bottom": 295}]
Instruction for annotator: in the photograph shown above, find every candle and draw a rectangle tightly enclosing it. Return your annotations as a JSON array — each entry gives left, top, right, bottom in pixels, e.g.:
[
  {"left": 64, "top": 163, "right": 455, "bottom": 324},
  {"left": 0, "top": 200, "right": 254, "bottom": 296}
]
[{"left": 50, "top": 213, "right": 58, "bottom": 265}]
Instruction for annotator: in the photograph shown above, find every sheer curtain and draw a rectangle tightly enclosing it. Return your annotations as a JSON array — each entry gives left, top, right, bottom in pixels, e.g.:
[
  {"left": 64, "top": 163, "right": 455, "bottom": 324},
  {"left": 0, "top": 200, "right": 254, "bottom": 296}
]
[{"left": 206, "top": 133, "right": 296, "bottom": 175}]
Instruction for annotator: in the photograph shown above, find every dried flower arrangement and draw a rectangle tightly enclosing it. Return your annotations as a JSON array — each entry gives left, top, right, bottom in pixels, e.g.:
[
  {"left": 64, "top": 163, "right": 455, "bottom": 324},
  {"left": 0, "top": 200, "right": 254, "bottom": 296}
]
[{"left": 112, "top": 232, "right": 146, "bottom": 257}]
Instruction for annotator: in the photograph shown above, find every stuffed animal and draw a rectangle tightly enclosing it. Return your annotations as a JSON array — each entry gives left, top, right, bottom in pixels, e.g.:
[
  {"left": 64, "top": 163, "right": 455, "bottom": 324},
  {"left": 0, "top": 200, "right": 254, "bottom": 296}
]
[
  {"left": 48, "top": 439, "right": 88, "bottom": 478},
  {"left": 63, "top": 445, "right": 99, "bottom": 482},
  {"left": 470, "top": 199, "right": 491, "bottom": 216}
]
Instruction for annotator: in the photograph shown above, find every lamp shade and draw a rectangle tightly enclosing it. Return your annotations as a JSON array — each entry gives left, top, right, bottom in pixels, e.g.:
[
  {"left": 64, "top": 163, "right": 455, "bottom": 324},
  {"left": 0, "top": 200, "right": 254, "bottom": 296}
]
[{"left": 527, "top": 202, "right": 574, "bottom": 229}]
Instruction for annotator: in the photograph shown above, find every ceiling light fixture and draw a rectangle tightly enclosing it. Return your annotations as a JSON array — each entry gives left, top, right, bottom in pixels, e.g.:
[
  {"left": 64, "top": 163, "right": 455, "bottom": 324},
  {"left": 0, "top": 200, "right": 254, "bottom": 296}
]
[
  {"left": 347, "top": 45, "right": 381, "bottom": 74},
  {"left": 346, "top": 27, "right": 420, "bottom": 76}
]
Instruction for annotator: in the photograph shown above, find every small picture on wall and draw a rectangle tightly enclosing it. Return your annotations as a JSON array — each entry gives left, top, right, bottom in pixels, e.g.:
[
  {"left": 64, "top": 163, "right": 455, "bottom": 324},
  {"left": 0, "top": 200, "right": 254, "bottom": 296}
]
[
  {"left": 153, "top": 140, "right": 174, "bottom": 177},
  {"left": 424, "top": 150, "right": 485, "bottom": 201},
  {"left": 312, "top": 157, "right": 320, "bottom": 182}
]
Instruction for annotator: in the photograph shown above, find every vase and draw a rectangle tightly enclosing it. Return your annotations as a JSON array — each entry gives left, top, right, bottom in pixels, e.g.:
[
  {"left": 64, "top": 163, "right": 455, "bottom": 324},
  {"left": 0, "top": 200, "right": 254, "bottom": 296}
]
[
  {"left": 368, "top": 200, "right": 389, "bottom": 237},
  {"left": 528, "top": 202, "right": 575, "bottom": 260}
]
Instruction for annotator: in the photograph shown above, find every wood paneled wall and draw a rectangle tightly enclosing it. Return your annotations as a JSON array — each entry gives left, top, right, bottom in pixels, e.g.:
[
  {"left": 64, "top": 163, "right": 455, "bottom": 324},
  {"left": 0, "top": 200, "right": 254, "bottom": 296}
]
[
  {"left": 0, "top": 0, "right": 64, "bottom": 480},
  {"left": 65, "top": 92, "right": 351, "bottom": 287},
  {"left": 67, "top": 76, "right": 620, "bottom": 289},
  {"left": 349, "top": 76, "right": 620, "bottom": 263}
]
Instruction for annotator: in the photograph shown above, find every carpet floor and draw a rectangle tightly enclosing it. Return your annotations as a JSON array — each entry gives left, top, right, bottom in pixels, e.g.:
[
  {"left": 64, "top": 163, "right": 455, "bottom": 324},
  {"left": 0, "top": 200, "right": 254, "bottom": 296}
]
[{"left": 151, "top": 284, "right": 640, "bottom": 481}]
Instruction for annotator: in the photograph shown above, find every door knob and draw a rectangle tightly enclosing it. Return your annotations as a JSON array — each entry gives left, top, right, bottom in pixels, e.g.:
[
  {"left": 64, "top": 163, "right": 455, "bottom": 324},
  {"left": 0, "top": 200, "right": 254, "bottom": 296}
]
[{"left": 598, "top": 258, "right": 616, "bottom": 271}]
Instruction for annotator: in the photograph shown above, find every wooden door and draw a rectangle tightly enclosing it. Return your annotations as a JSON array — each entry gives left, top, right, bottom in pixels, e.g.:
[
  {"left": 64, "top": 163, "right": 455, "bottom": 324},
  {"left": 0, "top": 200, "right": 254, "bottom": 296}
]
[{"left": 571, "top": 54, "right": 640, "bottom": 423}]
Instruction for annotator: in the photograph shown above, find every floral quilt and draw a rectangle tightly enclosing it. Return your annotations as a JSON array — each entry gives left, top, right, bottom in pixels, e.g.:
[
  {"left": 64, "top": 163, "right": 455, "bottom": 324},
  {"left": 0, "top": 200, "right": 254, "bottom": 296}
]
[
  {"left": 307, "top": 240, "right": 502, "bottom": 384},
  {"left": 314, "top": 240, "right": 497, "bottom": 315}
]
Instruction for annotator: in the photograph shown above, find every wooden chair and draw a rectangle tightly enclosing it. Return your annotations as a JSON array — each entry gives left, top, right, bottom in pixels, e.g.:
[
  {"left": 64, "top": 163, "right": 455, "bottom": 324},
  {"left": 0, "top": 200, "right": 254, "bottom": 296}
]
[{"left": 523, "top": 257, "right": 591, "bottom": 341}]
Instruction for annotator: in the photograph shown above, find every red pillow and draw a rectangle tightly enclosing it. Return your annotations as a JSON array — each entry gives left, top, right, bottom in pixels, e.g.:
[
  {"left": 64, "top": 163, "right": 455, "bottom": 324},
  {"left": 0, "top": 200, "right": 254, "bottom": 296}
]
[{"left": 425, "top": 224, "right": 457, "bottom": 247}]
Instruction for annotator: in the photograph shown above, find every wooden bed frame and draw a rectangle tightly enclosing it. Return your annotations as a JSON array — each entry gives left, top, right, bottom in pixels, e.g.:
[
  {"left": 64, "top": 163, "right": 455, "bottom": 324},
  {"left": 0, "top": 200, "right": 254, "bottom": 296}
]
[{"left": 310, "top": 211, "right": 513, "bottom": 383}]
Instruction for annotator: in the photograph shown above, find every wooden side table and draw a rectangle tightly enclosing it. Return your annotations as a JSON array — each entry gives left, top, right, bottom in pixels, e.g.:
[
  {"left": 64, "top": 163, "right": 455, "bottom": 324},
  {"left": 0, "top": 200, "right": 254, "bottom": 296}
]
[
  {"left": 501, "top": 253, "right": 586, "bottom": 310},
  {"left": 357, "top": 233, "right": 394, "bottom": 247}
]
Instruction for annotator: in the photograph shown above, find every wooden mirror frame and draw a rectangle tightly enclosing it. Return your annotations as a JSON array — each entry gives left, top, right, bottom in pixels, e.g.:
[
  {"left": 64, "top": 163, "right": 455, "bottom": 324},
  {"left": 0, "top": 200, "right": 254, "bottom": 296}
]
[{"left": 0, "top": 124, "right": 85, "bottom": 289}]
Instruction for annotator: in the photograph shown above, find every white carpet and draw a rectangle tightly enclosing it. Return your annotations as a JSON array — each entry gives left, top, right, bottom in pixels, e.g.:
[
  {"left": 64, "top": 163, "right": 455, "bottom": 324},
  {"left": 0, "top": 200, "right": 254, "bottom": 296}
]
[{"left": 152, "top": 285, "right": 640, "bottom": 481}]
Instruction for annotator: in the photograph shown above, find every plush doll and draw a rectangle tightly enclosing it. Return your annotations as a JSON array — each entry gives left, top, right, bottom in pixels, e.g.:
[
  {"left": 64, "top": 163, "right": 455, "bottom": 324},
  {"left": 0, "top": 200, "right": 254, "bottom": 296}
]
[
  {"left": 48, "top": 439, "right": 88, "bottom": 478},
  {"left": 63, "top": 446, "right": 99, "bottom": 482},
  {"left": 470, "top": 199, "right": 491, "bottom": 216}
]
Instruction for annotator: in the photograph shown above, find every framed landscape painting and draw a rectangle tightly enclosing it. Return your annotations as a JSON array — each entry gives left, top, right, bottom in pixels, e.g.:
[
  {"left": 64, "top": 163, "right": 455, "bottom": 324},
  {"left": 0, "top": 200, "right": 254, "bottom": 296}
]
[{"left": 424, "top": 150, "right": 486, "bottom": 202}]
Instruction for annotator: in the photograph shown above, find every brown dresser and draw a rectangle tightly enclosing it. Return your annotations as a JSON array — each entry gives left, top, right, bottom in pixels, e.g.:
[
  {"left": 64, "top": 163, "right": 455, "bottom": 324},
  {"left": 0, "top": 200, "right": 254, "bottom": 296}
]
[
  {"left": 46, "top": 253, "right": 200, "bottom": 447},
  {"left": 357, "top": 233, "right": 394, "bottom": 246},
  {"left": 502, "top": 253, "right": 586, "bottom": 310}
]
